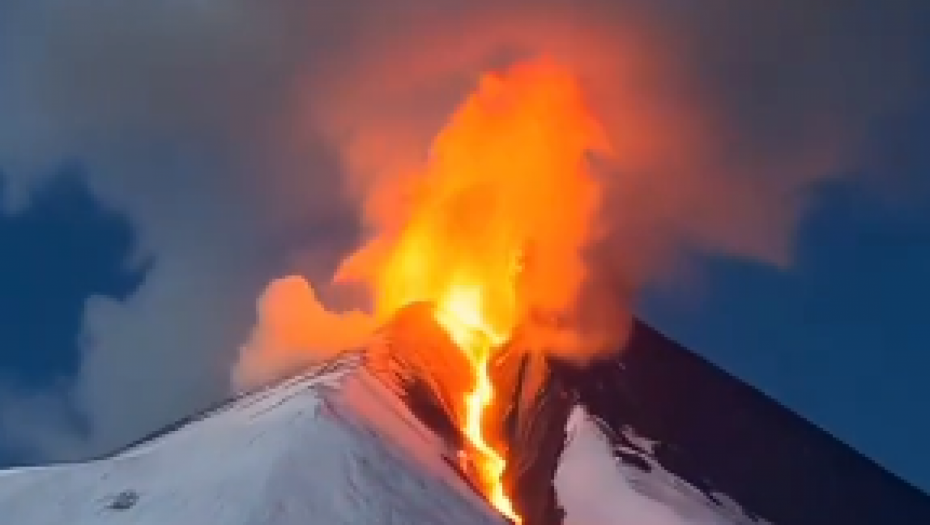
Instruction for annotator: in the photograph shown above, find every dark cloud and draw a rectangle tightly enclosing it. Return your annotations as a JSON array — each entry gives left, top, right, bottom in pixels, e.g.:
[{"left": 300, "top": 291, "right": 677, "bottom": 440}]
[{"left": 0, "top": 0, "right": 926, "bottom": 460}]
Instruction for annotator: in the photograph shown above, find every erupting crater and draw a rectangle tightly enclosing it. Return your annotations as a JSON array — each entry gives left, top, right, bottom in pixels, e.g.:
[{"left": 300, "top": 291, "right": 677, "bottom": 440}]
[
  {"left": 337, "top": 56, "right": 608, "bottom": 524},
  {"left": 365, "top": 301, "right": 573, "bottom": 525}
]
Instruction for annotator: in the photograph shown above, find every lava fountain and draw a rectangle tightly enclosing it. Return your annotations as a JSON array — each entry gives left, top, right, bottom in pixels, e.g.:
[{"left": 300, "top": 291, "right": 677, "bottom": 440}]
[{"left": 336, "top": 57, "right": 609, "bottom": 523}]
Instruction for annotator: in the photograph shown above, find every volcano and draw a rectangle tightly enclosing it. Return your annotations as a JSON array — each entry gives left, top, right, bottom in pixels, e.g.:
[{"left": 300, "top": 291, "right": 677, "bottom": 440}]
[
  {"left": 2, "top": 305, "right": 927, "bottom": 525},
  {"left": 555, "top": 320, "right": 930, "bottom": 525}
]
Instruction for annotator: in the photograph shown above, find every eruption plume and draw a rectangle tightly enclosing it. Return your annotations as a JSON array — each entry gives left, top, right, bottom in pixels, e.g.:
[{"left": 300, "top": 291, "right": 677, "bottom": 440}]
[
  {"left": 231, "top": 0, "right": 927, "bottom": 516},
  {"left": 233, "top": 276, "right": 374, "bottom": 389},
  {"left": 239, "top": 58, "right": 610, "bottom": 520},
  {"left": 335, "top": 57, "right": 609, "bottom": 352}
]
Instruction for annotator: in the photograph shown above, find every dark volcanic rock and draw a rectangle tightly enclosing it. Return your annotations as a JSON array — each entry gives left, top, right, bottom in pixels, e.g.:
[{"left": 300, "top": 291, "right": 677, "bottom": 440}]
[
  {"left": 495, "top": 349, "right": 574, "bottom": 525},
  {"left": 554, "top": 319, "right": 930, "bottom": 525}
]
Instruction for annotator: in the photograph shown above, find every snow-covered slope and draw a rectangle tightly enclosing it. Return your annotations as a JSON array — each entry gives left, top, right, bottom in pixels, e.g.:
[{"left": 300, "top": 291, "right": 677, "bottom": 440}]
[
  {"left": 0, "top": 311, "right": 772, "bottom": 525},
  {"left": 555, "top": 406, "right": 769, "bottom": 525},
  {"left": 0, "top": 352, "right": 504, "bottom": 525}
]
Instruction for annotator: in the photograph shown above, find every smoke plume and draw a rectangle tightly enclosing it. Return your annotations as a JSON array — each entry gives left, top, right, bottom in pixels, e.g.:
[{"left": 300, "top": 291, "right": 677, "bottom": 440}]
[
  {"left": 235, "top": 0, "right": 928, "bottom": 382},
  {"left": 233, "top": 276, "right": 373, "bottom": 390},
  {"left": 0, "top": 0, "right": 926, "bottom": 456}
]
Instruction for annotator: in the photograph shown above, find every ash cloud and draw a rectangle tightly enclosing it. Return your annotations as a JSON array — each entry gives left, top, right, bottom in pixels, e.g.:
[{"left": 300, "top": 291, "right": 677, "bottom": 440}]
[
  {"left": 0, "top": 0, "right": 926, "bottom": 459},
  {"left": 232, "top": 276, "right": 373, "bottom": 391}
]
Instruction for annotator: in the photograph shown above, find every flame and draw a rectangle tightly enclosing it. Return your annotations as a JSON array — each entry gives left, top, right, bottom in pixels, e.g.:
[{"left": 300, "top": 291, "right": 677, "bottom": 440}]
[{"left": 338, "top": 57, "right": 608, "bottom": 523}]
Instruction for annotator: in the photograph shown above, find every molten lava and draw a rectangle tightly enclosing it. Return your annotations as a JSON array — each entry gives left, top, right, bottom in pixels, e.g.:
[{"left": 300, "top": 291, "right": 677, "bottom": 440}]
[
  {"left": 337, "top": 57, "right": 608, "bottom": 523},
  {"left": 434, "top": 286, "right": 518, "bottom": 521}
]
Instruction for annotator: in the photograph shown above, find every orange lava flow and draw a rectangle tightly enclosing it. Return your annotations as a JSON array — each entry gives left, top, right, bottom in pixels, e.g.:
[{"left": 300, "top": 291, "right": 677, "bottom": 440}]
[
  {"left": 337, "top": 57, "right": 608, "bottom": 524},
  {"left": 435, "top": 286, "right": 519, "bottom": 523}
]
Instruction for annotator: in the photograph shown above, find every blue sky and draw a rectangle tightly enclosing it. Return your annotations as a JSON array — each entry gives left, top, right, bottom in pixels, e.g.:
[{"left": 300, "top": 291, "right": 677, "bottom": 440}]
[
  {"left": 0, "top": 171, "right": 142, "bottom": 389},
  {"left": 0, "top": 170, "right": 142, "bottom": 465},
  {"left": 640, "top": 99, "right": 930, "bottom": 488},
  {"left": 0, "top": 0, "right": 928, "bottom": 496}
]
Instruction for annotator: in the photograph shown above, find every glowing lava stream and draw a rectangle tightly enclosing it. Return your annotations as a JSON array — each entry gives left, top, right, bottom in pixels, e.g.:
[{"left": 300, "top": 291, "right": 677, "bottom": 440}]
[{"left": 435, "top": 287, "right": 520, "bottom": 523}]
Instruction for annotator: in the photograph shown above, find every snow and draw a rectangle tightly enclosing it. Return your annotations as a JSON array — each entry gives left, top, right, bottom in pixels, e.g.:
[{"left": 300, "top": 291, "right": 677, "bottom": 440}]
[
  {"left": 0, "top": 351, "right": 769, "bottom": 525},
  {"left": 555, "top": 405, "right": 769, "bottom": 525},
  {"left": 0, "top": 352, "right": 503, "bottom": 525}
]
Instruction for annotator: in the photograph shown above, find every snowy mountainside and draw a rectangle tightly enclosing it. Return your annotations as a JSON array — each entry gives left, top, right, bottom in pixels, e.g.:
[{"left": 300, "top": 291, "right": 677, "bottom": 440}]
[
  {"left": 0, "top": 352, "right": 504, "bottom": 525},
  {"left": 555, "top": 406, "right": 769, "bottom": 525},
  {"left": 558, "top": 320, "right": 930, "bottom": 525},
  {"left": 0, "top": 326, "right": 850, "bottom": 525}
]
